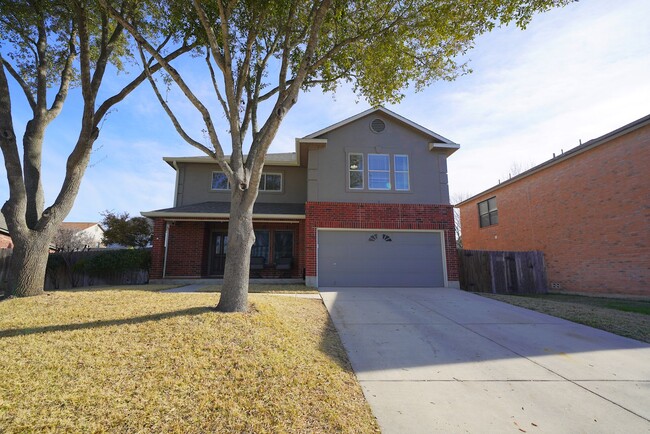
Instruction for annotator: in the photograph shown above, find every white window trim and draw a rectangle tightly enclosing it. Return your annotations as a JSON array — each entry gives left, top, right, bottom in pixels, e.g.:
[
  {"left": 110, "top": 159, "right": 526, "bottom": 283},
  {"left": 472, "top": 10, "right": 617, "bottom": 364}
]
[
  {"left": 211, "top": 171, "right": 231, "bottom": 191},
  {"left": 368, "top": 153, "right": 391, "bottom": 190},
  {"left": 348, "top": 153, "right": 364, "bottom": 190},
  {"left": 259, "top": 172, "right": 283, "bottom": 192},
  {"left": 394, "top": 154, "right": 410, "bottom": 191}
]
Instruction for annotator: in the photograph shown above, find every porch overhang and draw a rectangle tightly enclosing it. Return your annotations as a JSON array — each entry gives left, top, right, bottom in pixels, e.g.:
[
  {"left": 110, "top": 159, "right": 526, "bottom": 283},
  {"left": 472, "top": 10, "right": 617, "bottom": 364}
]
[{"left": 141, "top": 201, "right": 306, "bottom": 220}]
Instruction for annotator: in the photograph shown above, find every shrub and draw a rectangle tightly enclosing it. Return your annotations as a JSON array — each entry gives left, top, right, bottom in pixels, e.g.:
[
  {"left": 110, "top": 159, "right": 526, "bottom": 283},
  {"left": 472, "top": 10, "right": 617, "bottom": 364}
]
[{"left": 79, "top": 249, "right": 151, "bottom": 276}]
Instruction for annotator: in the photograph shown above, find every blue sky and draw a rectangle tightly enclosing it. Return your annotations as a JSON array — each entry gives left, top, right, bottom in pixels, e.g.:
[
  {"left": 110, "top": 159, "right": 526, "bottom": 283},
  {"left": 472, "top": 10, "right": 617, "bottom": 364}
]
[{"left": 2, "top": 0, "right": 649, "bottom": 222}]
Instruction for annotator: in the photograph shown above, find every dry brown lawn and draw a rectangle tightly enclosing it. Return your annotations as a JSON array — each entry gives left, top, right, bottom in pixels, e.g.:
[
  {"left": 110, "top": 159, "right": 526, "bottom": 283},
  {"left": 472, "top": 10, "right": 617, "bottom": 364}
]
[
  {"left": 482, "top": 293, "right": 650, "bottom": 343},
  {"left": 0, "top": 287, "right": 378, "bottom": 433}
]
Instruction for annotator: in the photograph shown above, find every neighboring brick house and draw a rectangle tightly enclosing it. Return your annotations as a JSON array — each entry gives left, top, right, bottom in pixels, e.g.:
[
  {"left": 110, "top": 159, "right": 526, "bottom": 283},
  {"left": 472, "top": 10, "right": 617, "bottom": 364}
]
[
  {"left": 0, "top": 215, "right": 13, "bottom": 249},
  {"left": 457, "top": 114, "right": 650, "bottom": 297},
  {"left": 143, "top": 107, "right": 460, "bottom": 288}
]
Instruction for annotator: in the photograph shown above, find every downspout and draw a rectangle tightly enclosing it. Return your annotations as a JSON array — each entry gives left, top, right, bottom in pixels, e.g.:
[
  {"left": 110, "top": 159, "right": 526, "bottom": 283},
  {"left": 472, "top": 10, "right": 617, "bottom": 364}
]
[{"left": 162, "top": 221, "right": 170, "bottom": 279}]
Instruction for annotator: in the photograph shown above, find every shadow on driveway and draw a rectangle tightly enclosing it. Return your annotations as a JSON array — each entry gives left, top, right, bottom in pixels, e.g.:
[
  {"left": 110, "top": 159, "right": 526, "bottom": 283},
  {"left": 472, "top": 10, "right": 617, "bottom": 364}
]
[{"left": 320, "top": 287, "right": 650, "bottom": 433}]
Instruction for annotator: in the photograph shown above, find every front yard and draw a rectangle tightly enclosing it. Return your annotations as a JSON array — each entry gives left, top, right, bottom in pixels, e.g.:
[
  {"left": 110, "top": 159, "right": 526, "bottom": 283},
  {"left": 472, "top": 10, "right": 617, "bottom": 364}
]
[
  {"left": 481, "top": 293, "right": 650, "bottom": 343},
  {"left": 0, "top": 286, "right": 378, "bottom": 433}
]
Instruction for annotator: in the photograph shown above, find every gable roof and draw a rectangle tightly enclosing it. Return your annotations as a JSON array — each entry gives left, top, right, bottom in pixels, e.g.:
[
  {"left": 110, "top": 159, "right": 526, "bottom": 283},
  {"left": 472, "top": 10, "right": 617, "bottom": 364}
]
[
  {"left": 303, "top": 106, "right": 459, "bottom": 146},
  {"left": 163, "top": 107, "right": 460, "bottom": 168},
  {"left": 60, "top": 222, "right": 103, "bottom": 232},
  {"left": 457, "top": 113, "right": 650, "bottom": 206}
]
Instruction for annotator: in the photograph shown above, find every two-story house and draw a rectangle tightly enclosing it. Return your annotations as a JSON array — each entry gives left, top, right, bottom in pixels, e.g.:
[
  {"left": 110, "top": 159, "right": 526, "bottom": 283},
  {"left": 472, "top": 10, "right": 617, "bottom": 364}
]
[{"left": 143, "top": 107, "right": 460, "bottom": 288}]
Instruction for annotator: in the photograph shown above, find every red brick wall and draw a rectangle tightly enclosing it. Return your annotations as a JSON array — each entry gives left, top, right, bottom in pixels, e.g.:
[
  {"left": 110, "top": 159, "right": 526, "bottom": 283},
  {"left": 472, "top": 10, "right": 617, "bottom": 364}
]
[
  {"left": 150, "top": 218, "right": 305, "bottom": 279},
  {"left": 164, "top": 221, "right": 209, "bottom": 277},
  {"left": 150, "top": 219, "right": 165, "bottom": 279},
  {"left": 459, "top": 125, "right": 650, "bottom": 296},
  {"left": 305, "top": 202, "right": 458, "bottom": 282}
]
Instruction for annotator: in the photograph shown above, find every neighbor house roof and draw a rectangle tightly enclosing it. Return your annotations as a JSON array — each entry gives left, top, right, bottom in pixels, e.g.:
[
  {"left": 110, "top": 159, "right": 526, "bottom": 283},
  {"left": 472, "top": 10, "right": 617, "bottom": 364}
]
[
  {"left": 141, "top": 201, "right": 306, "bottom": 219},
  {"left": 457, "top": 113, "right": 650, "bottom": 207},
  {"left": 60, "top": 222, "right": 103, "bottom": 232}
]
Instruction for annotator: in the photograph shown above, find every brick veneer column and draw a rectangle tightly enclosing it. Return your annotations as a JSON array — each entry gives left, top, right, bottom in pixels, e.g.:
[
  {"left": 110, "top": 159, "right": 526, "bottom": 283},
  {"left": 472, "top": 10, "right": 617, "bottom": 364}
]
[
  {"left": 305, "top": 202, "right": 458, "bottom": 285},
  {"left": 165, "top": 221, "right": 208, "bottom": 277},
  {"left": 150, "top": 218, "right": 166, "bottom": 279}
]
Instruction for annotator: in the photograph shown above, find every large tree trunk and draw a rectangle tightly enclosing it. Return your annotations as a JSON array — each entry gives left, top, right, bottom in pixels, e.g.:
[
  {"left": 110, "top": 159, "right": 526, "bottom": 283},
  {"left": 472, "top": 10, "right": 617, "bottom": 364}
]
[
  {"left": 7, "top": 232, "right": 52, "bottom": 297},
  {"left": 217, "top": 194, "right": 255, "bottom": 312}
]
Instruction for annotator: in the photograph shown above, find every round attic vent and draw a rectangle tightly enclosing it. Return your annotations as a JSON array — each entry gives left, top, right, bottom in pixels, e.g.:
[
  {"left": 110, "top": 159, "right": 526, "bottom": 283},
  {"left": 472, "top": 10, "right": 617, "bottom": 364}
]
[{"left": 370, "top": 118, "right": 386, "bottom": 133}]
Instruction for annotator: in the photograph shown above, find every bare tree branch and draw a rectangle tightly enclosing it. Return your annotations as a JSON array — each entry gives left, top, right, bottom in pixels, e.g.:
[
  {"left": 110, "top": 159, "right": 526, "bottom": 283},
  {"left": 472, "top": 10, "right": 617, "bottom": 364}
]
[
  {"left": 100, "top": 0, "right": 228, "bottom": 167},
  {"left": 137, "top": 45, "right": 217, "bottom": 159},
  {"left": 0, "top": 63, "right": 27, "bottom": 225},
  {"left": 193, "top": 0, "right": 244, "bottom": 173},
  {"left": 94, "top": 42, "right": 196, "bottom": 128},
  {"left": 0, "top": 55, "right": 36, "bottom": 112},
  {"left": 205, "top": 52, "right": 230, "bottom": 118},
  {"left": 47, "top": 29, "right": 77, "bottom": 121}
]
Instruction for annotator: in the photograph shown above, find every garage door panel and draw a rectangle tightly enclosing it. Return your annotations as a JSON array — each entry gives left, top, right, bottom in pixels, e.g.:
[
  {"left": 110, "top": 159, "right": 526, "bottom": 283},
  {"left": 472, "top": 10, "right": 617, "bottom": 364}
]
[{"left": 318, "top": 231, "right": 445, "bottom": 287}]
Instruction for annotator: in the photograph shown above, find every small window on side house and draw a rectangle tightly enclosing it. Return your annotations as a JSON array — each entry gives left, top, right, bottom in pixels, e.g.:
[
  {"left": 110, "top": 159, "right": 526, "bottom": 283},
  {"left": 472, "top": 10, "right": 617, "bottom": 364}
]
[
  {"left": 259, "top": 173, "right": 282, "bottom": 192},
  {"left": 478, "top": 197, "right": 498, "bottom": 227},
  {"left": 368, "top": 154, "right": 390, "bottom": 190},
  {"left": 394, "top": 155, "right": 410, "bottom": 191},
  {"left": 211, "top": 172, "right": 230, "bottom": 190},
  {"left": 348, "top": 153, "right": 364, "bottom": 189}
]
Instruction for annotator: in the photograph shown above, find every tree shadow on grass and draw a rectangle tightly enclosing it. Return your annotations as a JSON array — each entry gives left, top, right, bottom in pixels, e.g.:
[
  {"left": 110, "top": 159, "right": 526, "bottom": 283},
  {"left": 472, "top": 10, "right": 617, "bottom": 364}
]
[
  {"left": 319, "top": 309, "right": 357, "bottom": 373},
  {"left": 0, "top": 306, "right": 214, "bottom": 339}
]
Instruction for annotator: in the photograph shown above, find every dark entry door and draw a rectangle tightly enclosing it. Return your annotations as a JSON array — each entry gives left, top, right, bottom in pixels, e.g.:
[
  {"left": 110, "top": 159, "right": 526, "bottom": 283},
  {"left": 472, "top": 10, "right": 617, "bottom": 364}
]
[{"left": 210, "top": 232, "right": 228, "bottom": 275}]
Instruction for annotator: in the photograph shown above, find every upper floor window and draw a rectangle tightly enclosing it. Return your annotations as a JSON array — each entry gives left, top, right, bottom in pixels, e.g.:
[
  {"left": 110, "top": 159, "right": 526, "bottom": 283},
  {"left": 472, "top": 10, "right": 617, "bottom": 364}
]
[
  {"left": 394, "top": 155, "right": 410, "bottom": 191},
  {"left": 211, "top": 172, "right": 230, "bottom": 190},
  {"left": 478, "top": 197, "right": 498, "bottom": 227},
  {"left": 212, "top": 172, "right": 282, "bottom": 192},
  {"left": 348, "top": 153, "right": 364, "bottom": 189},
  {"left": 259, "top": 173, "right": 282, "bottom": 192},
  {"left": 368, "top": 154, "right": 390, "bottom": 190}
]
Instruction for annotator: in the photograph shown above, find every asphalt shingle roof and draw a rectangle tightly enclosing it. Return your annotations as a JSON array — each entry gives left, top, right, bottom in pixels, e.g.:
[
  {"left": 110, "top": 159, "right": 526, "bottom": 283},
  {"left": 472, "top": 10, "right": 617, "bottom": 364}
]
[{"left": 148, "top": 201, "right": 305, "bottom": 216}]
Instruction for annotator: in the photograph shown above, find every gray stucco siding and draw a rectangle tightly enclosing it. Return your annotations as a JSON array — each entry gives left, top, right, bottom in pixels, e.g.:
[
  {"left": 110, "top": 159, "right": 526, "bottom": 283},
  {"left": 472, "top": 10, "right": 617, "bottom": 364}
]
[
  {"left": 318, "top": 230, "right": 446, "bottom": 287},
  {"left": 307, "top": 113, "right": 451, "bottom": 204},
  {"left": 175, "top": 162, "right": 308, "bottom": 206}
]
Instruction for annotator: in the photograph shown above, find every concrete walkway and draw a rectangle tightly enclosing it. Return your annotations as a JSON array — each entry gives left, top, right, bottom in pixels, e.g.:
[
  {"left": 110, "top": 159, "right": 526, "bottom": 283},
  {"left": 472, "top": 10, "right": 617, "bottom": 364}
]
[{"left": 319, "top": 287, "right": 650, "bottom": 433}]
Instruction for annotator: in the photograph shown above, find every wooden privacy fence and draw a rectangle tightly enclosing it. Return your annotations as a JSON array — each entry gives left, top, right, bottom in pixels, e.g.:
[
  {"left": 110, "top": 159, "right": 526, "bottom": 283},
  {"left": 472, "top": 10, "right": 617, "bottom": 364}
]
[
  {"left": 458, "top": 249, "right": 548, "bottom": 294},
  {"left": 0, "top": 248, "right": 149, "bottom": 291}
]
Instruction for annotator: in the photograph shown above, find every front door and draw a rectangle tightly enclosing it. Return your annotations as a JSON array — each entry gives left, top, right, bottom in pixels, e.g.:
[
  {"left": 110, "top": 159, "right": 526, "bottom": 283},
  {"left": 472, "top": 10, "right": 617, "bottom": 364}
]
[{"left": 210, "top": 232, "right": 228, "bottom": 275}]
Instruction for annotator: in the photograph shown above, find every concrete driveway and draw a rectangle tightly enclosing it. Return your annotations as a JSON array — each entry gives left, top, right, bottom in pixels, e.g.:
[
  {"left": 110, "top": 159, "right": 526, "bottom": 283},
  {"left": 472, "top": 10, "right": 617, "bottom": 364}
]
[{"left": 319, "top": 287, "right": 650, "bottom": 433}]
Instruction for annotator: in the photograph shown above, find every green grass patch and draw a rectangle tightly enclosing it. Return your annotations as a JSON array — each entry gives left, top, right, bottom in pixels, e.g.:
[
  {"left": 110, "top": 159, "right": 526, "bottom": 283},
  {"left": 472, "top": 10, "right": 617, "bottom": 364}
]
[
  {"left": 0, "top": 290, "right": 377, "bottom": 433},
  {"left": 481, "top": 293, "right": 650, "bottom": 343}
]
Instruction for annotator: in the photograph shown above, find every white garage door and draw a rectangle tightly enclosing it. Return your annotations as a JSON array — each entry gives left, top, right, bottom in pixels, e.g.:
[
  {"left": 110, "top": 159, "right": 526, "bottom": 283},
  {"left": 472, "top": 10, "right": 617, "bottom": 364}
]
[{"left": 318, "top": 230, "right": 446, "bottom": 287}]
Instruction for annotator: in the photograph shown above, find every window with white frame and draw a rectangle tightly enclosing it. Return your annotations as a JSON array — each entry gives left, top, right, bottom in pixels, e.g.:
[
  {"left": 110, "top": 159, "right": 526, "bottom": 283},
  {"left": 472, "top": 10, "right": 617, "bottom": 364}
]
[
  {"left": 259, "top": 173, "right": 282, "bottom": 192},
  {"left": 368, "top": 154, "right": 390, "bottom": 190},
  {"left": 348, "top": 153, "right": 364, "bottom": 189},
  {"left": 211, "top": 172, "right": 230, "bottom": 190},
  {"left": 394, "top": 155, "right": 410, "bottom": 191}
]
